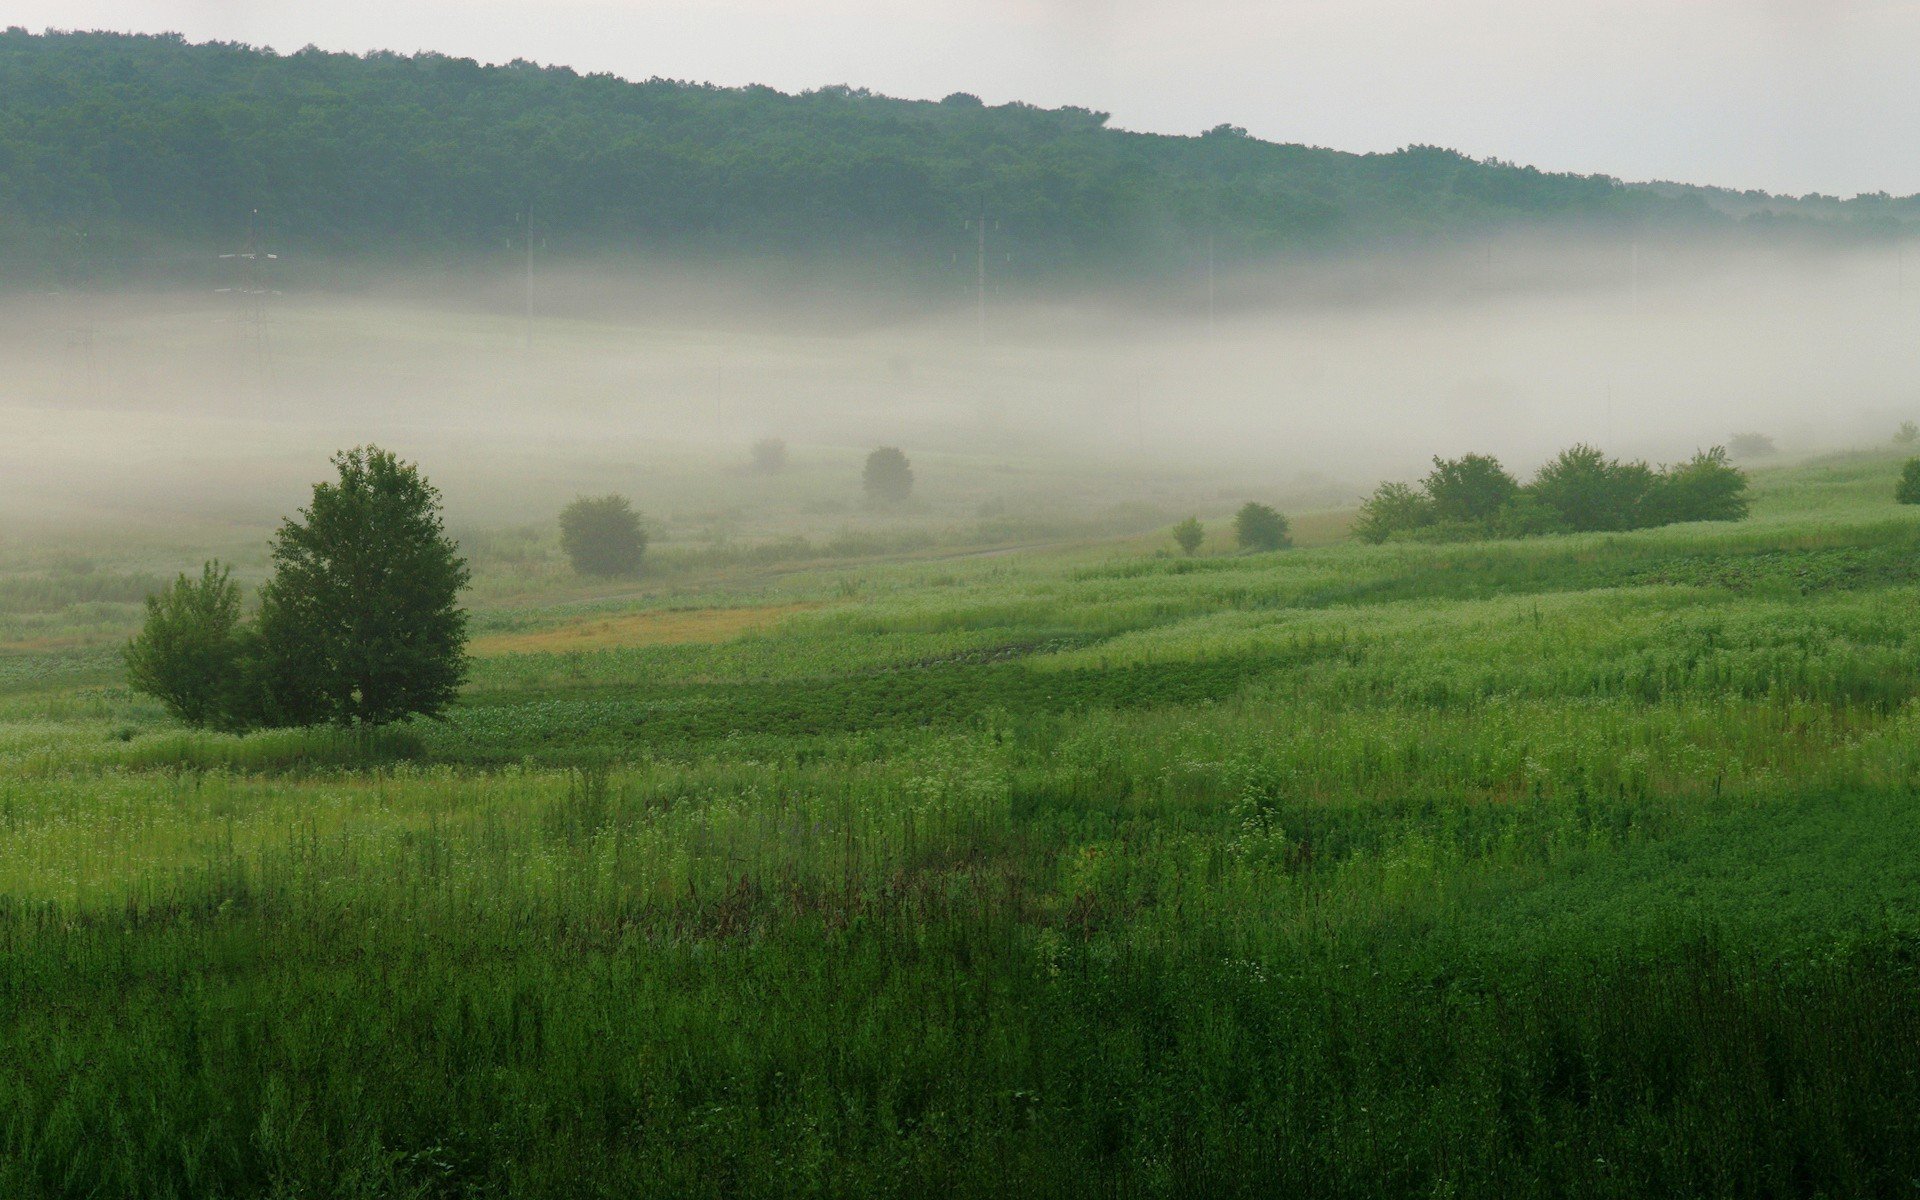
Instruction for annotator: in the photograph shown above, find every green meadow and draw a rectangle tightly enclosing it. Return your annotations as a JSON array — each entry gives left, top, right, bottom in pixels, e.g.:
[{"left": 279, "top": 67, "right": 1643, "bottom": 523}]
[{"left": 4, "top": 449, "right": 1920, "bottom": 1197}]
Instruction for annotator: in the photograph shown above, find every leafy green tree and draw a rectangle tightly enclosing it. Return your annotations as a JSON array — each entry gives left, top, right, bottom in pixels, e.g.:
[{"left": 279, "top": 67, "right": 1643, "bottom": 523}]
[
  {"left": 1423, "top": 454, "right": 1518, "bottom": 525},
  {"left": 863, "top": 447, "right": 914, "bottom": 505},
  {"left": 1351, "top": 481, "right": 1433, "bottom": 544},
  {"left": 1233, "top": 502, "right": 1291, "bottom": 551},
  {"left": 1894, "top": 421, "right": 1918, "bottom": 446},
  {"left": 253, "top": 447, "right": 470, "bottom": 728},
  {"left": 1898, "top": 458, "right": 1920, "bottom": 505},
  {"left": 1644, "top": 447, "right": 1750, "bottom": 524},
  {"left": 1527, "top": 444, "right": 1655, "bottom": 532},
  {"left": 560, "top": 495, "right": 648, "bottom": 576},
  {"left": 125, "top": 561, "right": 246, "bottom": 729},
  {"left": 1172, "top": 516, "right": 1204, "bottom": 556}
]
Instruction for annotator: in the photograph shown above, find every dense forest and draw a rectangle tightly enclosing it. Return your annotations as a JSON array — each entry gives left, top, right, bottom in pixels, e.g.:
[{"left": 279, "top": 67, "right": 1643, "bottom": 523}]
[{"left": 2, "top": 29, "right": 1916, "bottom": 291}]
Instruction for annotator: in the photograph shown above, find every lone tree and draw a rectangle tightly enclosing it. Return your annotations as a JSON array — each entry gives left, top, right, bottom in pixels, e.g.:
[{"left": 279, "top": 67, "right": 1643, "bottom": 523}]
[
  {"left": 863, "top": 446, "right": 914, "bottom": 504},
  {"left": 560, "top": 494, "right": 648, "bottom": 576},
  {"left": 751, "top": 437, "right": 789, "bottom": 474},
  {"left": 1895, "top": 421, "right": 1918, "bottom": 446},
  {"left": 254, "top": 447, "right": 470, "bottom": 728},
  {"left": 1899, "top": 459, "right": 1920, "bottom": 505},
  {"left": 1172, "top": 516, "right": 1204, "bottom": 556},
  {"left": 1234, "top": 502, "right": 1291, "bottom": 552},
  {"left": 125, "top": 562, "right": 247, "bottom": 729}
]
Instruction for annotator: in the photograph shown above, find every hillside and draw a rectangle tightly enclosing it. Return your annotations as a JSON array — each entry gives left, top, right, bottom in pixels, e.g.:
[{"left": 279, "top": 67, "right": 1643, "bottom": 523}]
[{"left": 5, "top": 29, "right": 1915, "bottom": 293}]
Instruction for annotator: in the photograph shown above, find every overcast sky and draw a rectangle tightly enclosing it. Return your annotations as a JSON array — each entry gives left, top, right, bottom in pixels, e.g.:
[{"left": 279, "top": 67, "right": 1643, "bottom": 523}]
[{"left": 14, "top": 0, "right": 1920, "bottom": 197}]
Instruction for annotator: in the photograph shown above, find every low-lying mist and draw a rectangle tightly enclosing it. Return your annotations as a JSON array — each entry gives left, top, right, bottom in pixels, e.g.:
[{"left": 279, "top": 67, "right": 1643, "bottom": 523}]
[{"left": 3, "top": 233, "right": 1914, "bottom": 542}]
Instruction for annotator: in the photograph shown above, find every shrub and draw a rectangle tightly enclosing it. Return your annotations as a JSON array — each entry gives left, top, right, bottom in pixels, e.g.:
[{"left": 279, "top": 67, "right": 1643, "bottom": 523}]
[
  {"left": 1490, "top": 493, "right": 1570, "bottom": 538},
  {"left": 560, "top": 495, "right": 648, "bottom": 577},
  {"left": 254, "top": 447, "right": 470, "bottom": 728},
  {"left": 1233, "top": 503, "right": 1291, "bottom": 552},
  {"left": 1898, "top": 459, "right": 1920, "bottom": 505},
  {"left": 751, "top": 438, "right": 789, "bottom": 474},
  {"left": 125, "top": 562, "right": 246, "bottom": 729},
  {"left": 1172, "top": 516, "right": 1204, "bottom": 555},
  {"left": 1527, "top": 444, "right": 1655, "bottom": 532},
  {"left": 863, "top": 447, "right": 914, "bottom": 504},
  {"left": 1352, "top": 481, "right": 1433, "bottom": 544},
  {"left": 1894, "top": 421, "right": 1918, "bottom": 446},
  {"left": 1424, "top": 454, "right": 1518, "bottom": 524},
  {"left": 1644, "top": 447, "right": 1751, "bottom": 524},
  {"left": 1729, "top": 432, "right": 1777, "bottom": 459}
]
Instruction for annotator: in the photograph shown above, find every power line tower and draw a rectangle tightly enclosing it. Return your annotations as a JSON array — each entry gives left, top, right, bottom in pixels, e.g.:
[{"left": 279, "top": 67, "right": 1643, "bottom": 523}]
[{"left": 217, "top": 209, "right": 279, "bottom": 390}]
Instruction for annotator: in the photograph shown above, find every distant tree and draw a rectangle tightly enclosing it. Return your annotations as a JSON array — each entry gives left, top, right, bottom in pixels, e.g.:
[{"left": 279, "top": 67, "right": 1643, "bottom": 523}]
[
  {"left": 940, "top": 91, "right": 984, "bottom": 107},
  {"left": 125, "top": 561, "right": 246, "bottom": 729},
  {"left": 1898, "top": 458, "right": 1920, "bottom": 505},
  {"left": 1643, "top": 447, "right": 1751, "bottom": 524},
  {"left": 1896, "top": 421, "right": 1918, "bottom": 446},
  {"left": 253, "top": 447, "right": 470, "bottom": 728},
  {"left": 560, "top": 495, "right": 648, "bottom": 576},
  {"left": 1728, "top": 432, "right": 1777, "bottom": 460},
  {"left": 1233, "top": 502, "right": 1291, "bottom": 551},
  {"left": 751, "top": 437, "right": 789, "bottom": 474},
  {"left": 1527, "top": 444, "right": 1656, "bottom": 532},
  {"left": 1172, "top": 516, "right": 1204, "bottom": 556},
  {"left": 863, "top": 447, "right": 914, "bottom": 504},
  {"left": 1351, "top": 481, "right": 1432, "bottom": 544},
  {"left": 1423, "top": 454, "right": 1518, "bottom": 524}
]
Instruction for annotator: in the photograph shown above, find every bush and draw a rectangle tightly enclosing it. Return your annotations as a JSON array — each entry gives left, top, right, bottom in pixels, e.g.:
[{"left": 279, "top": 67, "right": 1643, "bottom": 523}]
[
  {"left": 1172, "top": 516, "right": 1204, "bottom": 555},
  {"left": 751, "top": 438, "right": 788, "bottom": 474},
  {"left": 1644, "top": 447, "right": 1751, "bottom": 524},
  {"left": 1894, "top": 422, "right": 1917, "bottom": 446},
  {"left": 1729, "top": 432, "right": 1777, "bottom": 459},
  {"left": 1352, "top": 481, "right": 1433, "bottom": 544},
  {"left": 1424, "top": 454, "right": 1518, "bottom": 524},
  {"left": 1528, "top": 444, "right": 1655, "bottom": 532},
  {"left": 1233, "top": 503, "right": 1291, "bottom": 552},
  {"left": 124, "top": 562, "right": 247, "bottom": 729},
  {"left": 863, "top": 447, "right": 914, "bottom": 505},
  {"left": 560, "top": 495, "right": 648, "bottom": 577},
  {"left": 1898, "top": 459, "right": 1920, "bottom": 505}
]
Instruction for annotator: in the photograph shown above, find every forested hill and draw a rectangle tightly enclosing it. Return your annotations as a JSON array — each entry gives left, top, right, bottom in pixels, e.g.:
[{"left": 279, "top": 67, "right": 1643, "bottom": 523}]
[{"left": 3, "top": 29, "right": 1915, "bottom": 290}]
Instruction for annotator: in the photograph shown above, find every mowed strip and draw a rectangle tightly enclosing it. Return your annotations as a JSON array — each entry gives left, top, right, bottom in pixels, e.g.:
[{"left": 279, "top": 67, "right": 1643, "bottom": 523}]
[{"left": 472, "top": 603, "right": 818, "bottom": 656}]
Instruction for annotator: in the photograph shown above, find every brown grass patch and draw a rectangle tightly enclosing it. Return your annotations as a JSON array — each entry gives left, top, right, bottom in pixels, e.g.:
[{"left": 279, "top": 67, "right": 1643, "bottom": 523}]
[{"left": 473, "top": 603, "right": 817, "bottom": 656}]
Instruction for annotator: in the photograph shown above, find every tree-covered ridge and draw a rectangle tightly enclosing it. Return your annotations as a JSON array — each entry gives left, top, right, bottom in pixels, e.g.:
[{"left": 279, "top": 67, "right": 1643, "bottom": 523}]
[{"left": 1, "top": 30, "right": 1913, "bottom": 286}]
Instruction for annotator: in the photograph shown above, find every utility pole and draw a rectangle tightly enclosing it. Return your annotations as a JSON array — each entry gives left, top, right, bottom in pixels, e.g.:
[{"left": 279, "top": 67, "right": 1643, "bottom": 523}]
[
  {"left": 521, "top": 204, "right": 534, "bottom": 354},
  {"left": 972, "top": 208, "right": 988, "bottom": 350},
  {"left": 1207, "top": 230, "right": 1217, "bottom": 337}
]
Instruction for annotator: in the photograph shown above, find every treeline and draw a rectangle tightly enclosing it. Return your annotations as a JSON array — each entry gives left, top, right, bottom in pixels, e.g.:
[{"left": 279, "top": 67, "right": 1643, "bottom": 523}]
[
  {"left": 5, "top": 31, "right": 1911, "bottom": 290},
  {"left": 1354, "top": 445, "right": 1749, "bottom": 543}
]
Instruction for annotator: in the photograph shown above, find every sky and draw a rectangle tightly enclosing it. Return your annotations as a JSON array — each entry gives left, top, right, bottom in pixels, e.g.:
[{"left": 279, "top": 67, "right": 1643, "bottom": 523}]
[{"left": 12, "top": 0, "right": 1920, "bottom": 197}]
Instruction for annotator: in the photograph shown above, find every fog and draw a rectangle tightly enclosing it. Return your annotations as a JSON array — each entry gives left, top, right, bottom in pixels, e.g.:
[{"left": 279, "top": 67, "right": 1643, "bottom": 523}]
[{"left": 3, "top": 234, "right": 1915, "bottom": 541}]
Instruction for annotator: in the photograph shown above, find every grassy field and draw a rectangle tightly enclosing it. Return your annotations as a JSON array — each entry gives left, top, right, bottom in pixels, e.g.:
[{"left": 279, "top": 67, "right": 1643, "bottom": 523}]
[{"left": 3, "top": 448, "right": 1920, "bottom": 1197}]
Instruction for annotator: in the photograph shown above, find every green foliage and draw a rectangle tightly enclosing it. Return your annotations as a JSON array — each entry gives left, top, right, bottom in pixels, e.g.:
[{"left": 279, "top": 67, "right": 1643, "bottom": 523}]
[
  {"left": 1424, "top": 453, "right": 1519, "bottom": 524},
  {"left": 1357, "top": 444, "right": 1750, "bottom": 544},
  {"left": 1232, "top": 502, "right": 1290, "bottom": 551},
  {"left": 123, "top": 561, "right": 245, "bottom": 729},
  {"left": 559, "top": 494, "right": 647, "bottom": 577},
  {"left": 255, "top": 447, "right": 471, "bottom": 727},
  {"left": 1643, "top": 447, "right": 1751, "bottom": 524},
  {"left": 863, "top": 447, "right": 914, "bottom": 505},
  {"left": 1729, "top": 431, "right": 1778, "bottom": 459},
  {"left": 1171, "top": 515, "right": 1204, "bottom": 555},
  {"left": 0, "top": 31, "right": 1810, "bottom": 287},
  {"left": 1894, "top": 421, "right": 1918, "bottom": 445},
  {"left": 1527, "top": 443, "right": 1654, "bottom": 531},
  {"left": 1898, "top": 458, "right": 1920, "bottom": 505},
  {"left": 1351, "top": 480, "right": 1433, "bottom": 543}
]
